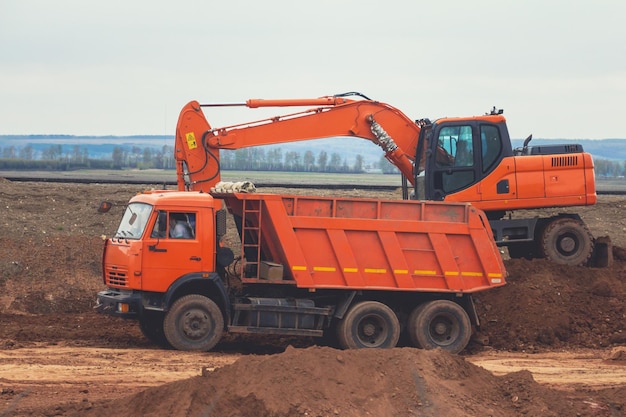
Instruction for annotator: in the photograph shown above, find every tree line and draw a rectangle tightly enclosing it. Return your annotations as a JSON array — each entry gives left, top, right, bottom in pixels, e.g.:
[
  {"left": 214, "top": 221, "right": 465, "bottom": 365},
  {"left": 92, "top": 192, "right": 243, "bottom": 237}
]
[
  {"left": 0, "top": 143, "right": 624, "bottom": 177},
  {"left": 0, "top": 144, "right": 397, "bottom": 174},
  {"left": 0, "top": 145, "right": 177, "bottom": 170}
]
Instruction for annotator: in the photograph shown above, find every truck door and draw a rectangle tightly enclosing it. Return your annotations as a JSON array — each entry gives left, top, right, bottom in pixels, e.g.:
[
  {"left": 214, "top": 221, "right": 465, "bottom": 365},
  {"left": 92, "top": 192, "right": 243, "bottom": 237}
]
[{"left": 141, "top": 210, "right": 206, "bottom": 293}]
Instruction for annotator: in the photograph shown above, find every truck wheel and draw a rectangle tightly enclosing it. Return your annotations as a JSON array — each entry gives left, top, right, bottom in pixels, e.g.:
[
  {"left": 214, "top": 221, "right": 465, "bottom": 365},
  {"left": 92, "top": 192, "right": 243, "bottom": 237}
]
[
  {"left": 540, "top": 217, "right": 593, "bottom": 266},
  {"left": 407, "top": 300, "right": 471, "bottom": 354},
  {"left": 336, "top": 301, "right": 400, "bottom": 349},
  {"left": 139, "top": 311, "right": 169, "bottom": 348},
  {"left": 164, "top": 295, "right": 224, "bottom": 351}
]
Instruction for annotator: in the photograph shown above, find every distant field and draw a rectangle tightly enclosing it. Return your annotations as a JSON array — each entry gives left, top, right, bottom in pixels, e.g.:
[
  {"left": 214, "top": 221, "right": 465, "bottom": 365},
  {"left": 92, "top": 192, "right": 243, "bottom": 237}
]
[
  {"left": 595, "top": 177, "right": 626, "bottom": 192},
  {"left": 0, "top": 169, "right": 623, "bottom": 192},
  {"left": 0, "top": 169, "right": 404, "bottom": 187}
]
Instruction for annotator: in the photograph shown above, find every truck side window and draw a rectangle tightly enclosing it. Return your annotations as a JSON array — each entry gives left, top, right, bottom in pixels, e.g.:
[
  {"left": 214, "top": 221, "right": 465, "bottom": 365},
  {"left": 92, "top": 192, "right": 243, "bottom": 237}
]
[
  {"left": 151, "top": 211, "right": 167, "bottom": 238},
  {"left": 168, "top": 212, "right": 196, "bottom": 239}
]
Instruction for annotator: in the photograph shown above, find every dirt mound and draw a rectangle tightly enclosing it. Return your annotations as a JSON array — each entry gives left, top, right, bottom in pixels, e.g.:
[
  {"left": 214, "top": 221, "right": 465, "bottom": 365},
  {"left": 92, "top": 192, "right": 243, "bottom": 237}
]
[
  {"left": 606, "top": 347, "right": 626, "bottom": 362},
  {"left": 63, "top": 346, "right": 626, "bottom": 417},
  {"left": 474, "top": 257, "right": 626, "bottom": 352},
  {"left": 0, "top": 235, "right": 104, "bottom": 314}
]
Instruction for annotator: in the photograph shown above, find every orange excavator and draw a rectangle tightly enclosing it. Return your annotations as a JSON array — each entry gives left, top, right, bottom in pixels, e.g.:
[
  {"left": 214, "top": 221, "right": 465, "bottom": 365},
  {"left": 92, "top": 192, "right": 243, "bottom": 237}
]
[{"left": 174, "top": 92, "right": 597, "bottom": 266}]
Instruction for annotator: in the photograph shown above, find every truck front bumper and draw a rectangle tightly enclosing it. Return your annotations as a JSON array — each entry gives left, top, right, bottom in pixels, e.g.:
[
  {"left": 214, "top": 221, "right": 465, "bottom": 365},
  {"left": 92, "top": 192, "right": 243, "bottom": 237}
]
[{"left": 95, "top": 289, "right": 142, "bottom": 318}]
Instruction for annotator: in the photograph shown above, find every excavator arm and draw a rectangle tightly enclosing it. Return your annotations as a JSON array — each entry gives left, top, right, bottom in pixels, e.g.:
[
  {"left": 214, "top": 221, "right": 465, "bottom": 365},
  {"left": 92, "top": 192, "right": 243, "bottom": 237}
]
[{"left": 174, "top": 94, "right": 422, "bottom": 192}]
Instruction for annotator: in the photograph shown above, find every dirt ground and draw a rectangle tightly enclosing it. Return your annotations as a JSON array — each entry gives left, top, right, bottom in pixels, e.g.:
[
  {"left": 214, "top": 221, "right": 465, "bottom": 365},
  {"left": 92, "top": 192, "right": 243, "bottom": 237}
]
[{"left": 0, "top": 178, "right": 625, "bottom": 416}]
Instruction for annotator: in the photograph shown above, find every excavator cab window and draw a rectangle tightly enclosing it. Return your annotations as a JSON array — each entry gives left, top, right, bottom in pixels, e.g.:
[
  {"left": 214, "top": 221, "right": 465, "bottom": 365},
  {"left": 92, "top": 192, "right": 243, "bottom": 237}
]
[
  {"left": 434, "top": 126, "right": 476, "bottom": 194},
  {"left": 480, "top": 125, "right": 502, "bottom": 173}
]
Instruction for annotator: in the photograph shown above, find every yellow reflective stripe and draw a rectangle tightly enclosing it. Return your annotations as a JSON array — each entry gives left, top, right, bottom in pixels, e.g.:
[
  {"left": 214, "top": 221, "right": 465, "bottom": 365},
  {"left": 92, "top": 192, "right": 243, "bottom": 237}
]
[
  {"left": 393, "top": 269, "right": 409, "bottom": 274},
  {"left": 414, "top": 270, "right": 437, "bottom": 275},
  {"left": 488, "top": 272, "right": 503, "bottom": 278},
  {"left": 461, "top": 272, "right": 484, "bottom": 277},
  {"left": 364, "top": 268, "right": 386, "bottom": 274},
  {"left": 343, "top": 267, "right": 358, "bottom": 273},
  {"left": 292, "top": 266, "right": 306, "bottom": 271},
  {"left": 313, "top": 266, "right": 336, "bottom": 272},
  {"left": 445, "top": 271, "right": 459, "bottom": 276}
]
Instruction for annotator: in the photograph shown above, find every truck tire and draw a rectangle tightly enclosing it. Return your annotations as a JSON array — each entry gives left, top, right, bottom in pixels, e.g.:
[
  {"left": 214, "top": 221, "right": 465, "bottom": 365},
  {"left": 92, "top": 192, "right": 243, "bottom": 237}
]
[
  {"left": 407, "top": 300, "right": 471, "bottom": 354},
  {"left": 139, "top": 310, "right": 169, "bottom": 348},
  {"left": 336, "top": 301, "right": 400, "bottom": 349},
  {"left": 540, "top": 217, "right": 593, "bottom": 266},
  {"left": 164, "top": 294, "right": 224, "bottom": 351}
]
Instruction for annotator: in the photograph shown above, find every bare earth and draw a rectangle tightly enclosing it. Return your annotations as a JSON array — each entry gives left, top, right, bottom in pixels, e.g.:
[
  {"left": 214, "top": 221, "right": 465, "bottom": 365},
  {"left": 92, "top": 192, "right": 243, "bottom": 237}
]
[{"left": 0, "top": 178, "right": 625, "bottom": 417}]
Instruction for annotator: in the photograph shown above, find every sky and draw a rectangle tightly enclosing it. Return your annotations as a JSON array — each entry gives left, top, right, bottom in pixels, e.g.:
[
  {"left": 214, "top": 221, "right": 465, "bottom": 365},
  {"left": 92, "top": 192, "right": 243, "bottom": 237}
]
[{"left": 1, "top": 0, "right": 625, "bottom": 139}]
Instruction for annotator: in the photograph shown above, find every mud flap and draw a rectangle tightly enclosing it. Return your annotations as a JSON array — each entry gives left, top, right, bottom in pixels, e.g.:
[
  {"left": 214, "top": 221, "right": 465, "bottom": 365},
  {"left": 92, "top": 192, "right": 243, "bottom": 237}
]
[
  {"left": 460, "top": 295, "right": 480, "bottom": 329},
  {"left": 591, "top": 236, "right": 613, "bottom": 268}
]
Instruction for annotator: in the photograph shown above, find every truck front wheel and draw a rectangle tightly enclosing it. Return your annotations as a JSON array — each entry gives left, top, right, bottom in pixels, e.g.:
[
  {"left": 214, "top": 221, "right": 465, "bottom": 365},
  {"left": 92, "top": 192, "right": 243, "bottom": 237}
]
[
  {"left": 164, "top": 294, "right": 224, "bottom": 351},
  {"left": 336, "top": 301, "right": 400, "bottom": 349},
  {"left": 407, "top": 300, "right": 471, "bottom": 354}
]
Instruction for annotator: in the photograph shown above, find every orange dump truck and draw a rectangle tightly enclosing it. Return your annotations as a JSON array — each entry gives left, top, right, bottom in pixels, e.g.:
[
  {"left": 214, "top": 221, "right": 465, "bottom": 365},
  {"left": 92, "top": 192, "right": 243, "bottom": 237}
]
[{"left": 96, "top": 189, "right": 506, "bottom": 353}]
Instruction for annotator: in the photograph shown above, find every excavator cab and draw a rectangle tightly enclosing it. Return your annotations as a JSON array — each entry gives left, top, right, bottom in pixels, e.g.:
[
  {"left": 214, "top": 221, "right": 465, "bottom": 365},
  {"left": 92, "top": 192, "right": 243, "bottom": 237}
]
[{"left": 415, "top": 112, "right": 513, "bottom": 204}]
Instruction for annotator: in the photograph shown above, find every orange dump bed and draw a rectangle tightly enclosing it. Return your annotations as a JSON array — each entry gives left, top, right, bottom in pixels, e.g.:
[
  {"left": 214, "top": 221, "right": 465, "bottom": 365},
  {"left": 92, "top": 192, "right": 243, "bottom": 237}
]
[{"left": 221, "top": 193, "right": 506, "bottom": 293}]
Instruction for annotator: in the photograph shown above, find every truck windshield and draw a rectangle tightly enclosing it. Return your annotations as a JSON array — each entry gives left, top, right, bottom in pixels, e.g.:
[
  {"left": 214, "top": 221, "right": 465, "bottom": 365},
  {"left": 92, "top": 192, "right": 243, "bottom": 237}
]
[{"left": 114, "top": 203, "right": 153, "bottom": 239}]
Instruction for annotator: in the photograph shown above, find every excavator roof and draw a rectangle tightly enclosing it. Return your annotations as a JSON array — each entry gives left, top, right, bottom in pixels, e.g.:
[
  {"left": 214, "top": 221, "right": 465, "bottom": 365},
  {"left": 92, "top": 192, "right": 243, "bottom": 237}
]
[{"left": 434, "top": 114, "right": 507, "bottom": 125}]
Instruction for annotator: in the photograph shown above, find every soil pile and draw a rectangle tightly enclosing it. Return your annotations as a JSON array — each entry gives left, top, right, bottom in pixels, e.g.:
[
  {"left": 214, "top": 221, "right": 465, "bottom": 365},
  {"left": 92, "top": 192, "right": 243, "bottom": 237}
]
[
  {"left": 65, "top": 346, "right": 624, "bottom": 417},
  {"left": 474, "top": 257, "right": 626, "bottom": 352}
]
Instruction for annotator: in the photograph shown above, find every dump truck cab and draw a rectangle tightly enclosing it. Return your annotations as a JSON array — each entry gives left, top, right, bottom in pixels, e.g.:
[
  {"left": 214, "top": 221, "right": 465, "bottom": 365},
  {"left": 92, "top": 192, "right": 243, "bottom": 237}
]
[{"left": 97, "top": 191, "right": 230, "bottom": 322}]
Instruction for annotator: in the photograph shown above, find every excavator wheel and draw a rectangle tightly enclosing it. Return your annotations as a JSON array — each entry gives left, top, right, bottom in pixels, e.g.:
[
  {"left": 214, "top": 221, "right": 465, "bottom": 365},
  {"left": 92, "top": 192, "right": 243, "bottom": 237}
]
[
  {"left": 164, "top": 294, "right": 224, "bottom": 351},
  {"left": 407, "top": 300, "right": 471, "bottom": 354},
  {"left": 336, "top": 301, "right": 400, "bottom": 349},
  {"left": 540, "top": 217, "right": 594, "bottom": 266}
]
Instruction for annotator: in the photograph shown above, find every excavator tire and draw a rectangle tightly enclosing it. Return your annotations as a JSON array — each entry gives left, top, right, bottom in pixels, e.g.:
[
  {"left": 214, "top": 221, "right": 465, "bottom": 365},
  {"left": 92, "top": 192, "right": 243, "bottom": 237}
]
[
  {"left": 540, "top": 216, "right": 594, "bottom": 266},
  {"left": 164, "top": 294, "right": 224, "bottom": 351},
  {"left": 336, "top": 301, "right": 400, "bottom": 349},
  {"left": 407, "top": 300, "right": 471, "bottom": 354}
]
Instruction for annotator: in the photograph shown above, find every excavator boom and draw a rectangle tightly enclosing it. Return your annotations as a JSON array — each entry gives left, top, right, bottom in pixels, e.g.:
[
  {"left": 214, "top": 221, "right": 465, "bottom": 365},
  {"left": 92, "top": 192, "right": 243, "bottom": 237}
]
[{"left": 175, "top": 96, "right": 421, "bottom": 192}]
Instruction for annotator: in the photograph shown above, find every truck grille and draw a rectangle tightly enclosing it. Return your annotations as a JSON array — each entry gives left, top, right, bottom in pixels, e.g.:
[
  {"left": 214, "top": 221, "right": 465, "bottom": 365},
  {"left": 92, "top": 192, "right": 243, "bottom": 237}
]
[{"left": 106, "top": 269, "right": 128, "bottom": 287}]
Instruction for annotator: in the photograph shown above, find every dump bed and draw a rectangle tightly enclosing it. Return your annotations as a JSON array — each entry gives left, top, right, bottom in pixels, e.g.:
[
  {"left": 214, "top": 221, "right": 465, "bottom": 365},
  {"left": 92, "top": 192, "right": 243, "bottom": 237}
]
[{"left": 221, "top": 193, "right": 506, "bottom": 293}]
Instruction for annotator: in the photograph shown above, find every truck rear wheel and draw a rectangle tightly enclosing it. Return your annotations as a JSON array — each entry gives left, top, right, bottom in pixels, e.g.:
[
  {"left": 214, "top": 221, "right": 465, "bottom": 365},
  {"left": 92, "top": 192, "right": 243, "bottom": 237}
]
[
  {"left": 164, "top": 294, "right": 224, "bottom": 351},
  {"left": 540, "top": 217, "right": 593, "bottom": 266},
  {"left": 407, "top": 300, "right": 471, "bottom": 354},
  {"left": 336, "top": 301, "right": 400, "bottom": 349}
]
